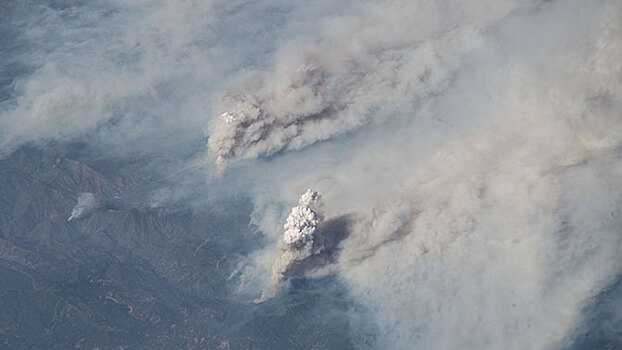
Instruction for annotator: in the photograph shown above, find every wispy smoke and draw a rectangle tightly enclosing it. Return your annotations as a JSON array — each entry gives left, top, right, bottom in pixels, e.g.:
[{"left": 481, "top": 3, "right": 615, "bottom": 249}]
[
  {"left": 0, "top": 0, "right": 286, "bottom": 157},
  {"left": 68, "top": 192, "right": 98, "bottom": 221}
]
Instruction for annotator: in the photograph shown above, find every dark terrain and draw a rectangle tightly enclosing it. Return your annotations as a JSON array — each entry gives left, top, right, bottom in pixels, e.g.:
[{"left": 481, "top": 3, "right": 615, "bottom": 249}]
[{"left": 0, "top": 146, "right": 356, "bottom": 349}]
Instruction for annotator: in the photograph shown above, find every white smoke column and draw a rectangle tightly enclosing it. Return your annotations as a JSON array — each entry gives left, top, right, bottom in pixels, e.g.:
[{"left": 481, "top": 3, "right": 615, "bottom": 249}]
[
  {"left": 207, "top": 0, "right": 527, "bottom": 171},
  {"left": 67, "top": 192, "right": 98, "bottom": 222},
  {"left": 258, "top": 189, "right": 323, "bottom": 301},
  {"left": 282, "top": 189, "right": 323, "bottom": 248}
]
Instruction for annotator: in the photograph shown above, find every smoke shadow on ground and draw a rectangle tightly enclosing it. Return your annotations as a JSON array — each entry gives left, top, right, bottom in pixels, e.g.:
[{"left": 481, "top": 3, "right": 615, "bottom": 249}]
[{"left": 285, "top": 214, "right": 354, "bottom": 278}]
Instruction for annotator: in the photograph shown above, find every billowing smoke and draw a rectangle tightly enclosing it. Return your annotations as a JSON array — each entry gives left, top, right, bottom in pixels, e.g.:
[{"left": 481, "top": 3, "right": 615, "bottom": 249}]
[
  {"left": 207, "top": 0, "right": 526, "bottom": 170},
  {"left": 67, "top": 192, "right": 98, "bottom": 222},
  {"left": 259, "top": 188, "right": 352, "bottom": 302},
  {"left": 259, "top": 189, "right": 323, "bottom": 301},
  {"left": 282, "top": 189, "right": 323, "bottom": 248}
]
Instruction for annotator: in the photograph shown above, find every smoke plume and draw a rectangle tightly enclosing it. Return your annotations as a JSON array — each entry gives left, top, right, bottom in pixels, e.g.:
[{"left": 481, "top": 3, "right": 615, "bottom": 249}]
[
  {"left": 259, "top": 189, "right": 323, "bottom": 300},
  {"left": 206, "top": 0, "right": 526, "bottom": 170},
  {"left": 67, "top": 192, "right": 98, "bottom": 222}
]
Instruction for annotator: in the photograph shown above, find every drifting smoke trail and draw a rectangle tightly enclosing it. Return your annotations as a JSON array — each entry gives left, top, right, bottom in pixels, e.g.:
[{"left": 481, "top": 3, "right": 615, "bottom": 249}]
[
  {"left": 67, "top": 192, "right": 98, "bottom": 221},
  {"left": 206, "top": 0, "right": 527, "bottom": 171}
]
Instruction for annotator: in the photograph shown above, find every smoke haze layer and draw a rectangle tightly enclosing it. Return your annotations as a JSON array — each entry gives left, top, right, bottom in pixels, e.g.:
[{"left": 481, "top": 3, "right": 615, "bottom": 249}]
[
  {"left": 1, "top": 0, "right": 621, "bottom": 349},
  {"left": 235, "top": 0, "right": 622, "bottom": 349}
]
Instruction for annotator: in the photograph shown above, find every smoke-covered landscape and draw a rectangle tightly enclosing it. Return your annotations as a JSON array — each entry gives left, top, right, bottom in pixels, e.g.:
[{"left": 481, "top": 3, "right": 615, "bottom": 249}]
[{"left": 0, "top": 0, "right": 621, "bottom": 349}]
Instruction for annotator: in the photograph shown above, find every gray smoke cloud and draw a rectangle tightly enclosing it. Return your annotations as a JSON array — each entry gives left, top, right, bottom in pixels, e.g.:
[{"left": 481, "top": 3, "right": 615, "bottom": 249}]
[{"left": 68, "top": 192, "right": 98, "bottom": 221}]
